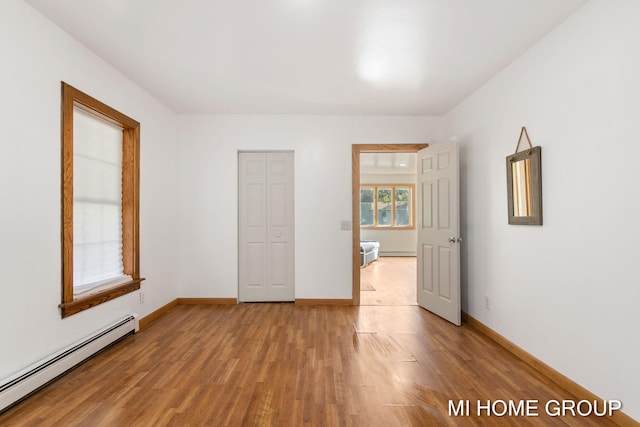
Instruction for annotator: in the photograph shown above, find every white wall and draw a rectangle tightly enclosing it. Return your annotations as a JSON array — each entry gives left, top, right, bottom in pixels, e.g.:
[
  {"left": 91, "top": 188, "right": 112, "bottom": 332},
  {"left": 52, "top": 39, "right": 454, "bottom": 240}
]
[
  {"left": 0, "top": 0, "right": 179, "bottom": 378},
  {"left": 177, "top": 115, "right": 441, "bottom": 299},
  {"left": 443, "top": 0, "right": 640, "bottom": 420},
  {"left": 360, "top": 228, "right": 416, "bottom": 256},
  {"left": 361, "top": 172, "right": 417, "bottom": 255}
]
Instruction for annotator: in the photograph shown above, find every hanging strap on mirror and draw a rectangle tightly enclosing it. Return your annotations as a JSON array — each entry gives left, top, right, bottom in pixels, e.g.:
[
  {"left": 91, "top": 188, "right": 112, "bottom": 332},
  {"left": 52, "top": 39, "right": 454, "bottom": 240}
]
[{"left": 514, "top": 126, "right": 533, "bottom": 154}]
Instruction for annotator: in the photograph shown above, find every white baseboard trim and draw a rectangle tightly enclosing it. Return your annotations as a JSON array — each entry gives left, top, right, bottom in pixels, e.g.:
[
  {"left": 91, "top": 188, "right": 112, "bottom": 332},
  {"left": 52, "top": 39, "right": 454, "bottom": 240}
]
[{"left": 379, "top": 252, "right": 416, "bottom": 257}]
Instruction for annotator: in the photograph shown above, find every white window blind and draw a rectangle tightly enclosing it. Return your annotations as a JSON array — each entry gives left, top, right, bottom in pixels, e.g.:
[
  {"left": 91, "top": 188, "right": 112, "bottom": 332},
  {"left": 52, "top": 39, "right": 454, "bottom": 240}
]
[{"left": 73, "top": 107, "right": 130, "bottom": 293}]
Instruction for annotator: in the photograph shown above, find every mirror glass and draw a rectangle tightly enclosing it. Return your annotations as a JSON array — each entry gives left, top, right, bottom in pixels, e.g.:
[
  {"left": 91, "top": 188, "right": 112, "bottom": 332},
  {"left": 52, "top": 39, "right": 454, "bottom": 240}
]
[
  {"left": 506, "top": 146, "right": 542, "bottom": 225},
  {"left": 511, "top": 158, "right": 532, "bottom": 217}
]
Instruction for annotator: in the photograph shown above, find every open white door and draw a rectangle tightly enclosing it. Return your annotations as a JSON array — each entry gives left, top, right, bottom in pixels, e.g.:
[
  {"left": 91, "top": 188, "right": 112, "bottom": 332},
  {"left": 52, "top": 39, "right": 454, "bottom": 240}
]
[{"left": 416, "top": 141, "right": 461, "bottom": 325}]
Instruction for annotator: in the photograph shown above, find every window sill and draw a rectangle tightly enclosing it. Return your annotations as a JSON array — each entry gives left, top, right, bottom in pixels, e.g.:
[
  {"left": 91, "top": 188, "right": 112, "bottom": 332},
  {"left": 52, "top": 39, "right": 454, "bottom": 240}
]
[{"left": 59, "top": 278, "right": 145, "bottom": 318}]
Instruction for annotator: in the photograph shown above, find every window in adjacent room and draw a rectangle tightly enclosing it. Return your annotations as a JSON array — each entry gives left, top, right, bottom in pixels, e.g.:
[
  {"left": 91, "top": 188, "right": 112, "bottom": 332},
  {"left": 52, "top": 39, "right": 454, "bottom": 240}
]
[
  {"left": 60, "top": 82, "right": 143, "bottom": 318},
  {"left": 360, "top": 185, "right": 415, "bottom": 229}
]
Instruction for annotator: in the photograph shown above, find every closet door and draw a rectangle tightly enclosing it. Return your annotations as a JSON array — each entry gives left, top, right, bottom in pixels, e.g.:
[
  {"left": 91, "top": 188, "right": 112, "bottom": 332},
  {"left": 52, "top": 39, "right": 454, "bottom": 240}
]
[{"left": 238, "top": 152, "right": 294, "bottom": 302}]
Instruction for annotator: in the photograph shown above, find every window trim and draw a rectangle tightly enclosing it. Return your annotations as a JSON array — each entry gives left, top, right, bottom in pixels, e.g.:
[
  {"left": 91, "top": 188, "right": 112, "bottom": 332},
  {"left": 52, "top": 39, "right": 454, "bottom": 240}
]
[
  {"left": 360, "top": 184, "right": 415, "bottom": 229},
  {"left": 60, "top": 82, "right": 143, "bottom": 318}
]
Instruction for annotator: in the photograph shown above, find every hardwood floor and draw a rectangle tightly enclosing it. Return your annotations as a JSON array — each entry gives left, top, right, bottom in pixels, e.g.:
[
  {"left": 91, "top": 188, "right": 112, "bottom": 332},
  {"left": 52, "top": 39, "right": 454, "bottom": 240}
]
[
  {"left": 0, "top": 304, "right": 620, "bottom": 426},
  {"left": 360, "top": 256, "right": 417, "bottom": 306}
]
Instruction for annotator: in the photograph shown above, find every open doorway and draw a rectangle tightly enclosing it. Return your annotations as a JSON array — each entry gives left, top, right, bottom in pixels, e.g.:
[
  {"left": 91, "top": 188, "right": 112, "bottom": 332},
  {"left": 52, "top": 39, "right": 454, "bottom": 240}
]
[
  {"left": 351, "top": 144, "right": 427, "bottom": 306},
  {"left": 359, "top": 153, "right": 417, "bottom": 305}
]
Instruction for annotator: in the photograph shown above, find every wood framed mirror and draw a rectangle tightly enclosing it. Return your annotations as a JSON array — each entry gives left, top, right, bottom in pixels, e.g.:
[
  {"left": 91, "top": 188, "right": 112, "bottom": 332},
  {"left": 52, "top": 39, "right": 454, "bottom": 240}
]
[{"left": 506, "top": 146, "right": 542, "bottom": 225}]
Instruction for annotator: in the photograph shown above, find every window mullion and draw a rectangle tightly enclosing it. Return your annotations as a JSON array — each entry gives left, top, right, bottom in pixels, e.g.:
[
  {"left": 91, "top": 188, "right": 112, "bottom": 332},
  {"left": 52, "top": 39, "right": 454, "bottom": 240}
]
[
  {"left": 373, "top": 186, "right": 378, "bottom": 226},
  {"left": 391, "top": 186, "right": 396, "bottom": 227}
]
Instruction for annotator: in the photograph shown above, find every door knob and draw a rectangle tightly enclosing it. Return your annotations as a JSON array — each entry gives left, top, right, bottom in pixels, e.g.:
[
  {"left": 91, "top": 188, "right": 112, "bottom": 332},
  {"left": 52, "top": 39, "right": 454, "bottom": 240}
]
[{"left": 448, "top": 237, "right": 456, "bottom": 243}]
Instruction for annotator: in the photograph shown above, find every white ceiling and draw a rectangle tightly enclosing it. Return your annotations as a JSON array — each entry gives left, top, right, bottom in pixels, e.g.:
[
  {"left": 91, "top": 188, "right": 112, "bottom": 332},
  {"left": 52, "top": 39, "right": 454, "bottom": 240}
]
[
  {"left": 361, "top": 153, "right": 416, "bottom": 175},
  {"left": 25, "top": 0, "right": 586, "bottom": 115}
]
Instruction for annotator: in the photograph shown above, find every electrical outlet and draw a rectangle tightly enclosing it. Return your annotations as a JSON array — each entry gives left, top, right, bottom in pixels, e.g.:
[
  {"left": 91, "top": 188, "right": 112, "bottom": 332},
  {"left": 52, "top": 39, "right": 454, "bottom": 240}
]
[
  {"left": 484, "top": 295, "right": 490, "bottom": 310},
  {"left": 340, "top": 220, "right": 351, "bottom": 231},
  {"left": 139, "top": 291, "right": 145, "bottom": 304}
]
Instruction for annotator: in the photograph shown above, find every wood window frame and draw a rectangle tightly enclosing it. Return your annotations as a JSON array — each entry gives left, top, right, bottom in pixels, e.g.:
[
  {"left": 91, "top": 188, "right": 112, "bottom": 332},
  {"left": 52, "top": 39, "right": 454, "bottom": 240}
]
[
  {"left": 60, "top": 82, "right": 144, "bottom": 318},
  {"left": 360, "top": 184, "right": 416, "bottom": 230}
]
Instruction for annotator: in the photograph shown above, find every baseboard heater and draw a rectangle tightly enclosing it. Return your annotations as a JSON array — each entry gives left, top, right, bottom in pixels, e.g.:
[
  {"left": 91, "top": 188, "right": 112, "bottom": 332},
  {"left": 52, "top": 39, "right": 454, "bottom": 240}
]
[
  {"left": 0, "top": 313, "right": 139, "bottom": 413},
  {"left": 379, "top": 251, "right": 416, "bottom": 257}
]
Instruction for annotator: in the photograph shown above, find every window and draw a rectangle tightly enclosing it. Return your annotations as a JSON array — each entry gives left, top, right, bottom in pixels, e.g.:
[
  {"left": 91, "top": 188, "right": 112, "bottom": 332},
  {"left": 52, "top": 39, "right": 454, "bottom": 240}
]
[
  {"left": 360, "top": 185, "right": 415, "bottom": 228},
  {"left": 60, "top": 83, "right": 143, "bottom": 318}
]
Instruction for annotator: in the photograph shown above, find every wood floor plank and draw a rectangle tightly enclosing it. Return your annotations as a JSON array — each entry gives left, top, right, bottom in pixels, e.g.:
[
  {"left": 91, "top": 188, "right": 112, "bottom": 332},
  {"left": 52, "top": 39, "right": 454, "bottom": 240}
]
[
  {"left": 0, "top": 303, "right": 624, "bottom": 426},
  {"left": 360, "top": 256, "right": 417, "bottom": 306}
]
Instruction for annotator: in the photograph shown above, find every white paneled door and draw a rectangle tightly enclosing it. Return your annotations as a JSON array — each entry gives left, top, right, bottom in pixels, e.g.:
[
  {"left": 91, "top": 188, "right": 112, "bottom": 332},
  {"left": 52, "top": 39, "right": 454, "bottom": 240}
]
[
  {"left": 238, "top": 152, "right": 294, "bottom": 302},
  {"left": 416, "top": 141, "right": 461, "bottom": 325}
]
